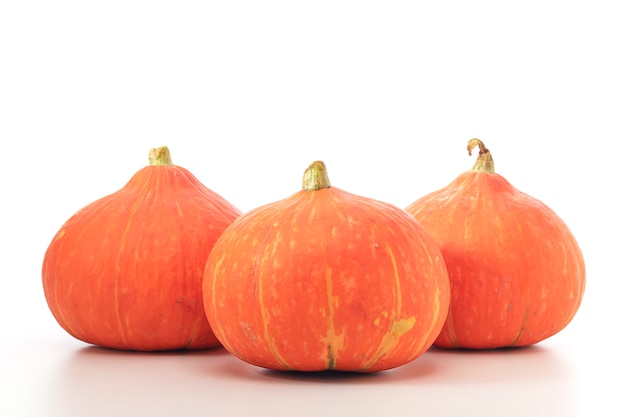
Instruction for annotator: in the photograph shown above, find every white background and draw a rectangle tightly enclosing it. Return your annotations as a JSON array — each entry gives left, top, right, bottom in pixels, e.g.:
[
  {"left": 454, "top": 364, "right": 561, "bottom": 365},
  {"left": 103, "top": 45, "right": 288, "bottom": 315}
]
[{"left": 1, "top": 1, "right": 625, "bottom": 416}]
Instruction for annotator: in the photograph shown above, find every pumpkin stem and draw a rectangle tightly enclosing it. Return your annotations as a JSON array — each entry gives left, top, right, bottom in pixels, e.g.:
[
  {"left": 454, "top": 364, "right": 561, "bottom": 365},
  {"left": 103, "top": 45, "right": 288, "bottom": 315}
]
[
  {"left": 148, "top": 146, "right": 173, "bottom": 166},
  {"left": 302, "top": 161, "right": 331, "bottom": 191},
  {"left": 467, "top": 138, "right": 495, "bottom": 173}
]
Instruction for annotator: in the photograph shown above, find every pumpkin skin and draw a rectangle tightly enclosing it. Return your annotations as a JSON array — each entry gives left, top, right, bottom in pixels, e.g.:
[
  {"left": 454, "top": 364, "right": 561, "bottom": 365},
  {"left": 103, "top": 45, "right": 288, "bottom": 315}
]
[
  {"left": 203, "top": 161, "right": 450, "bottom": 372},
  {"left": 405, "top": 139, "right": 585, "bottom": 349},
  {"left": 42, "top": 147, "right": 241, "bottom": 351}
]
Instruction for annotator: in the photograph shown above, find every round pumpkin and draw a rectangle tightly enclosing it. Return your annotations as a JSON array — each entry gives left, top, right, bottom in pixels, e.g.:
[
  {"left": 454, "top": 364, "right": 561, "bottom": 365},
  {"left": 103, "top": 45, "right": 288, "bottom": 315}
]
[
  {"left": 203, "top": 161, "right": 450, "bottom": 372},
  {"left": 42, "top": 147, "right": 241, "bottom": 351},
  {"left": 405, "top": 139, "right": 585, "bottom": 349}
]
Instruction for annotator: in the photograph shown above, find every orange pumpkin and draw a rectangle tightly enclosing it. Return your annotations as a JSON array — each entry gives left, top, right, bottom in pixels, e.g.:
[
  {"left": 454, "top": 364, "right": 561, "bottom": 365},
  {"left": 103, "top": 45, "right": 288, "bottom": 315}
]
[
  {"left": 405, "top": 139, "right": 585, "bottom": 349},
  {"left": 203, "top": 161, "right": 450, "bottom": 372},
  {"left": 42, "top": 147, "right": 241, "bottom": 351}
]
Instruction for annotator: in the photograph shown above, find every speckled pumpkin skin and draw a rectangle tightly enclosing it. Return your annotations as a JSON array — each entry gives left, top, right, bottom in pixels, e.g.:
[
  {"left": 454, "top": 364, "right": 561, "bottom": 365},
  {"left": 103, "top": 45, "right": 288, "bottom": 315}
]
[
  {"left": 406, "top": 170, "right": 585, "bottom": 349},
  {"left": 203, "top": 184, "right": 450, "bottom": 373}
]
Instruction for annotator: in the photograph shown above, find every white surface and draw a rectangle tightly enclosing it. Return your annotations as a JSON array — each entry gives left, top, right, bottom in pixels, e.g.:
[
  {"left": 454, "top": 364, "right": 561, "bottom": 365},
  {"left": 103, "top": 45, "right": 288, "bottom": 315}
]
[
  {"left": 1, "top": 334, "right": 609, "bottom": 417},
  {"left": 2, "top": 1, "right": 625, "bottom": 416}
]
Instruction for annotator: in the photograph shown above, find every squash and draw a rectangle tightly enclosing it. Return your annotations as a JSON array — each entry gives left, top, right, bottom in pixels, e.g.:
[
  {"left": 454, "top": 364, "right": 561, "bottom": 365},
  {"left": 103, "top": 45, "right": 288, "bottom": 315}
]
[
  {"left": 405, "top": 139, "right": 585, "bottom": 349},
  {"left": 42, "top": 147, "right": 241, "bottom": 351},
  {"left": 202, "top": 161, "right": 450, "bottom": 372}
]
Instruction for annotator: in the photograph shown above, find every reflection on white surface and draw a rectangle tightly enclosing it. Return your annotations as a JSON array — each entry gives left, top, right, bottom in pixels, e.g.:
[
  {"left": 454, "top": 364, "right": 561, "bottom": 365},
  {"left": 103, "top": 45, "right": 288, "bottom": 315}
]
[{"left": 36, "top": 341, "right": 580, "bottom": 417}]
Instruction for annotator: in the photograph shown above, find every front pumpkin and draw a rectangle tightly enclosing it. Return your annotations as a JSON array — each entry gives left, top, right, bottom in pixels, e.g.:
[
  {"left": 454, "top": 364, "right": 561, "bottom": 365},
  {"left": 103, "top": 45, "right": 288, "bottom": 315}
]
[
  {"left": 42, "top": 147, "right": 241, "bottom": 351},
  {"left": 203, "top": 161, "right": 450, "bottom": 372},
  {"left": 405, "top": 139, "right": 586, "bottom": 349}
]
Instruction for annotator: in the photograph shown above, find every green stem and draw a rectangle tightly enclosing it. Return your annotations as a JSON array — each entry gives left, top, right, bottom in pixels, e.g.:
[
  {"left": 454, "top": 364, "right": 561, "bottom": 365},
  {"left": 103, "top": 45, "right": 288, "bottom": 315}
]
[
  {"left": 148, "top": 146, "right": 173, "bottom": 166},
  {"left": 467, "top": 138, "right": 495, "bottom": 173},
  {"left": 302, "top": 161, "right": 331, "bottom": 191}
]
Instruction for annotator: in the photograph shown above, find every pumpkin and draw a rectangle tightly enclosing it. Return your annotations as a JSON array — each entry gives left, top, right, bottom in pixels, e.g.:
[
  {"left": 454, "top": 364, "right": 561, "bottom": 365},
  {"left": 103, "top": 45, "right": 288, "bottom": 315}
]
[
  {"left": 202, "top": 161, "right": 450, "bottom": 372},
  {"left": 405, "top": 139, "right": 585, "bottom": 349},
  {"left": 42, "top": 147, "right": 241, "bottom": 351}
]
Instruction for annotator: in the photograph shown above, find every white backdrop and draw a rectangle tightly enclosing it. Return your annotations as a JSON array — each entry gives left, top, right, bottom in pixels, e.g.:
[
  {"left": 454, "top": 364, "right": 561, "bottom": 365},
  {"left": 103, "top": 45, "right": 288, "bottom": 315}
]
[{"left": 2, "top": 1, "right": 624, "bottom": 416}]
